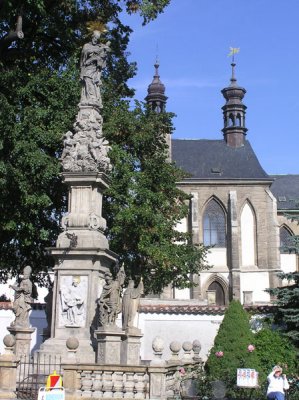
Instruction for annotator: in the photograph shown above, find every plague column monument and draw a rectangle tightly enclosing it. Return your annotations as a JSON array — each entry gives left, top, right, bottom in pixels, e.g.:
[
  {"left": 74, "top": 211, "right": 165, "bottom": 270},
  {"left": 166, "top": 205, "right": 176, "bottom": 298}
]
[{"left": 40, "top": 31, "right": 118, "bottom": 362}]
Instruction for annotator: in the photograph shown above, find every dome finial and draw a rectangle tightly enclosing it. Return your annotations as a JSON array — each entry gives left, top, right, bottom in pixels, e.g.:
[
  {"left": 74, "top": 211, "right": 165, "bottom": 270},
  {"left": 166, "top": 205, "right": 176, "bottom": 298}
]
[
  {"left": 230, "top": 62, "right": 237, "bottom": 86},
  {"left": 145, "top": 57, "right": 167, "bottom": 113}
]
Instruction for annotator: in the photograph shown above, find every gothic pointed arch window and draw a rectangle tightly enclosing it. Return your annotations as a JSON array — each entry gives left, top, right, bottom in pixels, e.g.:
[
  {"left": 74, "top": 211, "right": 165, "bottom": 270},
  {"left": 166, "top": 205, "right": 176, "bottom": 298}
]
[
  {"left": 280, "top": 226, "right": 294, "bottom": 253},
  {"left": 203, "top": 199, "right": 226, "bottom": 247}
]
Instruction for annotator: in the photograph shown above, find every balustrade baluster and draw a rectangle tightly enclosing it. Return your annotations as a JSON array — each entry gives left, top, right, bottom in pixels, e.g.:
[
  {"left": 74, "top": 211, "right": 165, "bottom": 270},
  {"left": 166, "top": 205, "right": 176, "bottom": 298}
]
[
  {"left": 113, "top": 371, "right": 124, "bottom": 398},
  {"left": 134, "top": 373, "right": 145, "bottom": 399},
  {"left": 102, "top": 371, "right": 113, "bottom": 398},
  {"left": 81, "top": 370, "right": 93, "bottom": 397},
  {"left": 123, "top": 372, "right": 134, "bottom": 399},
  {"left": 93, "top": 371, "right": 103, "bottom": 398}
]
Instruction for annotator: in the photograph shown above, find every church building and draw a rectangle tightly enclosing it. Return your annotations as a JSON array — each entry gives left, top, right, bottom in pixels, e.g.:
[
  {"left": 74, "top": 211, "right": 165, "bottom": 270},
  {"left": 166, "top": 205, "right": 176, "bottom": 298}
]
[{"left": 144, "top": 61, "right": 299, "bottom": 307}]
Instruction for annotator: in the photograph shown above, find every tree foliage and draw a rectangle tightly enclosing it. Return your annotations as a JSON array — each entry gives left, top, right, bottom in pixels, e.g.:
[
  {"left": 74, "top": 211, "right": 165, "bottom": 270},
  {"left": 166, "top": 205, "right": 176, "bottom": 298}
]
[
  {"left": 268, "top": 272, "right": 299, "bottom": 347},
  {"left": 0, "top": 0, "right": 208, "bottom": 292},
  {"left": 103, "top": 101, "right": 207, "bottom": 292},
  {"left": 203, "top": 302, "right": 299, "bottom": 399},
  {"left": 254, "top": 328, "right": 298, "bottom": 377},
  {"left": 205, "top": 301, "right": 259, "bottom": 398},
  {"left": 0, "top": 0, "right": 136, "bottom": 279},
  {"left": 205, "top": 301, "right": 259, "bottom": 377}
]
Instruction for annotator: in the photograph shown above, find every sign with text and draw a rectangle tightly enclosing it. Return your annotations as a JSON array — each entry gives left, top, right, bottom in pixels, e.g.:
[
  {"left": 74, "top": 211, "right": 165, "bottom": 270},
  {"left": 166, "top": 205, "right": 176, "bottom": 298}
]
[
  {"left": 237, "top": 369, "right": 259, "bottom": 387},
  {"left": 38, "top": 388, "right": 65, "bottom": 400}
]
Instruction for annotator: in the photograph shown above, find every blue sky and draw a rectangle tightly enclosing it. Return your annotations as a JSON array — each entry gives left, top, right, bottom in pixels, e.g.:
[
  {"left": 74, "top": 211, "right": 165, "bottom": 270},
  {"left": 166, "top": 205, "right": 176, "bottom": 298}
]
[{"left": 121, "top": 0, "right": 299, "bottom": 174}]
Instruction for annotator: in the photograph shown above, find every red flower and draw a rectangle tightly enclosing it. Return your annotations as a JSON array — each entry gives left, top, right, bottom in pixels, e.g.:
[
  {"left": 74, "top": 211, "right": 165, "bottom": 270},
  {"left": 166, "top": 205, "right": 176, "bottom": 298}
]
[
  {"left": 215, "top": 351, "right": 224, "bottom": 358},
  {"left": 247, "top": 344, "right": 255, "bottom": 352}
]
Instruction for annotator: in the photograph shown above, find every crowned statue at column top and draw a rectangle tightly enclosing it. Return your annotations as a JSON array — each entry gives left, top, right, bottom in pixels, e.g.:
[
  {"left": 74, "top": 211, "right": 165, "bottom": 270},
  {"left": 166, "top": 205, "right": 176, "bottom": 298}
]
[{"left": 61, "top": 30, "right": 111, "bottom": 173}]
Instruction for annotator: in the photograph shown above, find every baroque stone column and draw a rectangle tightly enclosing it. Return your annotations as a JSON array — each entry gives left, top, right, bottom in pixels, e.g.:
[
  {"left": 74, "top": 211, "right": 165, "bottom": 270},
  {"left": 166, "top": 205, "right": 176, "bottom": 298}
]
[{"left": 39, "top": 31, "right": 118, "bottom": 362}]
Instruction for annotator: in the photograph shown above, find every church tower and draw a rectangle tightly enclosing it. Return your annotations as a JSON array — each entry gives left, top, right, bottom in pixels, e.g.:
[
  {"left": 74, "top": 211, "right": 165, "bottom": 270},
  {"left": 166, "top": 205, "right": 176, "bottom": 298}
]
[
  {"left": 145, "top": 60, "right": 167, "bottom": 112},
  {"left": 221, "top": 63, "right": 248, "bottom": 147},
  {"left": 145, "top": 61, "right": 171, "bottom": 159}
]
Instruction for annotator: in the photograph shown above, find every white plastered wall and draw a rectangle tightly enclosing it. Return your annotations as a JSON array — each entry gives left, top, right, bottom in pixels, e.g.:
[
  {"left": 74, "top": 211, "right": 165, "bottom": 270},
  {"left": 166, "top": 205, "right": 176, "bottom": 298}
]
[
  {"left": 240, "top": 271, "right": 270, "bottom": 304},
  {"left": 137, "top": 311, "right": 223, "bottom": 361},
  {"left": 206, "top": 248, "right": 227, "bottom": 267},
  {"left": 0, "top": 308, "right": 47, "bottom": 354},
  {"left": 280, "top": 254, "right": 297, "bottom": 273},
  {"left": 280, "top": 253, "right": 297, "bottom": 286}
]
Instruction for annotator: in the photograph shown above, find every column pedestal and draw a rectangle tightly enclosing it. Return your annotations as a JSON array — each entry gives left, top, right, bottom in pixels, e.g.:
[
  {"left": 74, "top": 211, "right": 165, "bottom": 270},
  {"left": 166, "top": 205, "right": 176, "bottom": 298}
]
[
  {"left": 7, "top": 327, "right": 35, "bottom": 357},
  {"left": 121, "top": 328, "right": 143, "bottom": 365},
  {"left": 95, "top": 327, "right": 125, "bottom": 364}
]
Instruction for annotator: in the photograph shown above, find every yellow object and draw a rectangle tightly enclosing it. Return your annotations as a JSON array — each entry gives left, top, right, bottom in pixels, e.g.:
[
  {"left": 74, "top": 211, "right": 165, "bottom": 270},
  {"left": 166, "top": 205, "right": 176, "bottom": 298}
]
[
  {"left": 228, "top": 47, "right": 240, "bottom": 57},
  {"left": 46, "top": 370, "right": 63, "bottom": 390}
]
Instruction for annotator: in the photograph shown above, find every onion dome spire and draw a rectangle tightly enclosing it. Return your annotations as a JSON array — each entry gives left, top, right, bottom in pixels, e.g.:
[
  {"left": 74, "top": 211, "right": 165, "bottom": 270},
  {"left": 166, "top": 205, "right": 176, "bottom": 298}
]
[
  {"left": 145, "top": 59, "right": 167, "bottom": 113},
  {"left": 221, "top": 62, "right": 248, "bottom": 148}
]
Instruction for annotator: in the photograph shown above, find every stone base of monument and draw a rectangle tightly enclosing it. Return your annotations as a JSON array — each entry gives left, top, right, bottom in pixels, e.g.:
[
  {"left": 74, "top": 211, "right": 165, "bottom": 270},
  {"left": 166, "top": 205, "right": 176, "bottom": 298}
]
[
  {"left": 38, "top": 337, "right": 95, "bottom": 363},
  {"left": 121, "top": 328, "right": 143, "bottom": 365},
  {"left": 95, "top": 327, "right": 125, "bottom": 364},
  {"left": 7, "top": 326, "right": 35, "bottom": 358}
]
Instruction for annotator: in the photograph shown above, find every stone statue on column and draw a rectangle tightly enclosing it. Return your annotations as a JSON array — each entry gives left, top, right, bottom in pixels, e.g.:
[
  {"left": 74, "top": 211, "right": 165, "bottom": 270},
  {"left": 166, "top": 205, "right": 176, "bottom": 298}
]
[
  {"left": 9, "top": 265, "right": 33, "bottom": 328},
  {"left": 61, "top": 30, "right": 111, "bottom": 173},
  {"left": 98, "top": 265, "right": 125, "bottom": 327},
  {"left": 122, "top": 277, "right": 144, "bottom": 331},
  {"left": 80, "top": 30, "right": 111, "bottom": 107}
]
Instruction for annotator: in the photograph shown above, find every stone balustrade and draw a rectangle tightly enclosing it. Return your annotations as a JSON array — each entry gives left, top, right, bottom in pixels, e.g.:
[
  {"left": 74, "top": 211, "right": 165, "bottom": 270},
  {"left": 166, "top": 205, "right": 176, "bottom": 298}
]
[
  {"left": 62, "top": 362, "right": 196, "bottom": 400},
  {"left": 0, "top": 333, "right": 202, "bottom": 400},
  {"left": 63, "top": 364, "right": 149, "bottom": 400}
]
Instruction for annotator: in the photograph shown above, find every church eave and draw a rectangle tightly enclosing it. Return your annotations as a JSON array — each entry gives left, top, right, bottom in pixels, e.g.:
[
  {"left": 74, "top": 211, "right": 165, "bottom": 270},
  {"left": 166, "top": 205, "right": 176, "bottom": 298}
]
[{"left": 176, "top": 178, "right": 274, "bottom": 186}]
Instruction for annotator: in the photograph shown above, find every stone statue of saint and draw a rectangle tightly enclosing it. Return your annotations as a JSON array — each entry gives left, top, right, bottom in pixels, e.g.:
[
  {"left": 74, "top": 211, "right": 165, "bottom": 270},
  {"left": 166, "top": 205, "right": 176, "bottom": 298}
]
[
  {"left": 60, "top": 276, "right": 84, "bottom": 326},
  {"left": 122, "top": 277, "right": 144, "bottom": 331},
  {"left": 98, "top": 265, "right": 125, "bottom": 327},
  {"left": 9, "top": 265, "right": 33, "bottom": 328},
  {"left": 80, "top": 30, "right": 111, "bottom": 107}
]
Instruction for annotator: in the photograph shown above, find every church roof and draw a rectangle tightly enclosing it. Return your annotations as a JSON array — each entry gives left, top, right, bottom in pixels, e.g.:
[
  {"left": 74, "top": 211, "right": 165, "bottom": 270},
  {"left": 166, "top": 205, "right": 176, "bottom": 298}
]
[
  {"left": 270, "top": 174, "right": 299, "bottom": 210},
  {"left": 172, "top": 139, "right": 270, "bottom": 180}
]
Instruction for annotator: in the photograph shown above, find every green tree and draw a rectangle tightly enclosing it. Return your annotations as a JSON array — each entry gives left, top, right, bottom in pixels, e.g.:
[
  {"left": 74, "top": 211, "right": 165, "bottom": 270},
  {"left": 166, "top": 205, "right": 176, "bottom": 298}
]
[
  {"left": 267, "top": 209, "right": 299, "bottom": 348},
  {"left": 0, "top": 1, "right": 208, "bottom": 292},
  {"left": 253, "top": 327, "right": 298, "bottom": 400},
  {"left": 103, "top": 102, "right": 207, "bottom": 293},
  {"left": 254, "top": 327, "right": 298, "bottom": 377},
  {"left": 0, "top": 0, "right": 136, "bottom": 280},
  {"left": 268, "top": 272, "right": 299, "bottom": 347},
  {"left": 205, "top": 301, "right": 260, "bottom": 397}
]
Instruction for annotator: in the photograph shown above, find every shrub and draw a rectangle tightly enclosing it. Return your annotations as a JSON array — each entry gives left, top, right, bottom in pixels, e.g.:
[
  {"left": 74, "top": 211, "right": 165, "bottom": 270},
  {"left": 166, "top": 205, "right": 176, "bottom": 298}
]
[
  {"left": 204, "top": 300, "right": 260, "bottom": 398},
  {"left": 254, "top": 328, "right": 299, "bottom": 400}
]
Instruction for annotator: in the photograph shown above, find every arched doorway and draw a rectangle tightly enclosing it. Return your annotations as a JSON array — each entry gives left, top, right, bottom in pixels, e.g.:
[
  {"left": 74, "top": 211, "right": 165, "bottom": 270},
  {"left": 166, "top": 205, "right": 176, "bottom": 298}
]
[{"left": 207, "top": 281, "right": 225, "bottom": 306}]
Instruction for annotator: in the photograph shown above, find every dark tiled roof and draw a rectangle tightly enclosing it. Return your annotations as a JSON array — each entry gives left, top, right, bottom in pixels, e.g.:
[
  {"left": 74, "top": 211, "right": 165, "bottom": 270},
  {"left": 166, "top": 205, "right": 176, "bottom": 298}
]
[
  {"left": 139, "top": 303, "right": 274, "bottom": 315},
  {"left": 270, "top": 175, "right": 299, "bottom": 210},
  {"left": 172, "top": 139, "right": 269, "bottom": 180},
  {"left": 139, "top": 303, "right": 226, "bottom": 315}
]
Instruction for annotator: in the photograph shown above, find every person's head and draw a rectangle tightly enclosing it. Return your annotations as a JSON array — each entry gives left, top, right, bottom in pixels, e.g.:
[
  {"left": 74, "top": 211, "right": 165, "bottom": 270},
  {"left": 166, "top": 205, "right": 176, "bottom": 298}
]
[{"left": 273, "top": 366, "right": 283, "bottom": 377}]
